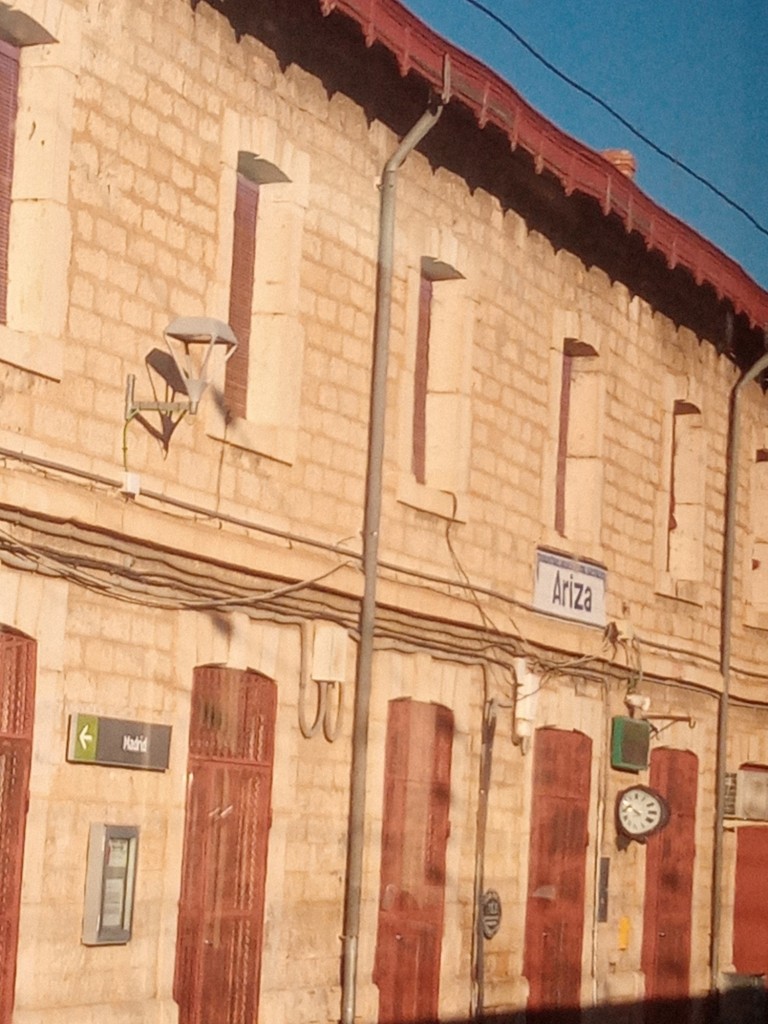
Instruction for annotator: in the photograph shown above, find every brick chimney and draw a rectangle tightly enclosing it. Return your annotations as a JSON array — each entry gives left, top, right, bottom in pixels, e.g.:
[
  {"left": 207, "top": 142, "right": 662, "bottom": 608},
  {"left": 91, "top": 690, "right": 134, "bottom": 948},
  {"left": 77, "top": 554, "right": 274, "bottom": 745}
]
[{"left": 601, "top": 148, "right": 637, "bottom": 178}]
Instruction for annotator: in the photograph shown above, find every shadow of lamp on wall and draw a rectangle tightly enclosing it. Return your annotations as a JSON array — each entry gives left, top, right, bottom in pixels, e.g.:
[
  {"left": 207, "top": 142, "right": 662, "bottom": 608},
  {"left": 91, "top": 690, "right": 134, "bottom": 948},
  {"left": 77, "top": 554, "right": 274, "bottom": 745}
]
[{"left": 123, "top": 317, "right": 238, "bottom": 459}]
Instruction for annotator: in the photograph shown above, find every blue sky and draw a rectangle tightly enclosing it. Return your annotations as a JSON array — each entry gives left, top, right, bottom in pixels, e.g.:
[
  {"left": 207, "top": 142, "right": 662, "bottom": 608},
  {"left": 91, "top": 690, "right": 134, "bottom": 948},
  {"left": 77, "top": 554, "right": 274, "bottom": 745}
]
[{"left": 402, "top": 0, "right": 768, "bottom": 291}]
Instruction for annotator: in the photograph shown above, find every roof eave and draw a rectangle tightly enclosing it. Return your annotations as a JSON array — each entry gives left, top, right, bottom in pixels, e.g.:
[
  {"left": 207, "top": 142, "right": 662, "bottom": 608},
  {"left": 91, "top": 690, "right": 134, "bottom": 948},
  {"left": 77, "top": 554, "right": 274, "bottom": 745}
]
[{"left": 320, "top": 0, "right": 768, "bottom": 333}]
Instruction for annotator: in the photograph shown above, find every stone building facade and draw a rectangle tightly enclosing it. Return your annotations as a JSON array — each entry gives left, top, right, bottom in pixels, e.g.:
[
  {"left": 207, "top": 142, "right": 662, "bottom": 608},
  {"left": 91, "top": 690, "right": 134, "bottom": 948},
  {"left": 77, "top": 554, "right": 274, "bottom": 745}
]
[{"left": 0, "top": 0, "right": 767, "bottom": 1022}]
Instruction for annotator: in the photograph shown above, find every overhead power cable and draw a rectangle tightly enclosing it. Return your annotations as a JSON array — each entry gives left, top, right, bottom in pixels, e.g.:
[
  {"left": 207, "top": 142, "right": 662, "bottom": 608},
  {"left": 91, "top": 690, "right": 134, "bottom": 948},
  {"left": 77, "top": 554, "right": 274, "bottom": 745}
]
[{"left": 460, "top": 0, "right": 768, "bottom": 240}]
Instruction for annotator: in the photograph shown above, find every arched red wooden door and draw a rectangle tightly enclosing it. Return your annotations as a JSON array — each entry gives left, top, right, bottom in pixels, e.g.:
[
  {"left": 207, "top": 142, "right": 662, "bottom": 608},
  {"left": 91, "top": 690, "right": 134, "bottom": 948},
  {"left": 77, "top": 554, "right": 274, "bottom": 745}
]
[
  {"left": 524, "top": 727, "right": 592, "bottom": 1017},
  {"left": 0, "top": 630, "right": 36, "bottom": 1023},
  {"left": 174, "top": 667, "right": 276, "bottom": 1024},
  {"left": 641, "top": 747, "right": 698, "bottom": 1015},
  {"left": 374, "top": 698, "right": 454, "bottom": 1024}
]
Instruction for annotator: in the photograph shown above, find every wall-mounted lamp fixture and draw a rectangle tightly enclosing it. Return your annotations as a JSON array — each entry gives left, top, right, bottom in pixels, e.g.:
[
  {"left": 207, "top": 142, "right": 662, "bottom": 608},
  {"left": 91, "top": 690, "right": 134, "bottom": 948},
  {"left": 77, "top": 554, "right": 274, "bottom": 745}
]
[
  {"left": 625, "top": 692, "right": 651, "bottom": 715},
  {"left": 125, "top": 317, "right": 238, "bottom": 423}
]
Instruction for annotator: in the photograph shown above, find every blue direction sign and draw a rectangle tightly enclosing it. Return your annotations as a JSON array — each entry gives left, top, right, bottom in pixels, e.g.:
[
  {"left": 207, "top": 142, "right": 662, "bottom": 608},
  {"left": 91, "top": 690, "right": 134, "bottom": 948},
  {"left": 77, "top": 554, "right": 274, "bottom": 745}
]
[{"left": 67, "top": 713, "right": 171, "bottom": 771}]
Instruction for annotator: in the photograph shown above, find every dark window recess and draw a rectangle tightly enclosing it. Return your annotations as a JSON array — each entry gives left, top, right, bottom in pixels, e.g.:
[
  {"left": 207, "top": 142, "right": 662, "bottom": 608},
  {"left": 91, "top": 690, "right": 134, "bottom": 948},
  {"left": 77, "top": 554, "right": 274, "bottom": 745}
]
[
  {"left": 225, "top": 176, "right": 259, "bottom": 420},
  {"left": 412, "top": 273, "right": 432, "bottom": 485}
]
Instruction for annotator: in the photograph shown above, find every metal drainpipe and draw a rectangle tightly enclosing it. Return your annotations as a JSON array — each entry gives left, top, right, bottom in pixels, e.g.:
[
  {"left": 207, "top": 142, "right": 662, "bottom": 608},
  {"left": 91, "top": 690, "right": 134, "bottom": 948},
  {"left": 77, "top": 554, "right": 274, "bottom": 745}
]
[
  {"left": 710, "top": 344, "right": 768, "bottom": 994},
  {"left": 340, "top": 83, "right": 448, "bottom": 1024}
]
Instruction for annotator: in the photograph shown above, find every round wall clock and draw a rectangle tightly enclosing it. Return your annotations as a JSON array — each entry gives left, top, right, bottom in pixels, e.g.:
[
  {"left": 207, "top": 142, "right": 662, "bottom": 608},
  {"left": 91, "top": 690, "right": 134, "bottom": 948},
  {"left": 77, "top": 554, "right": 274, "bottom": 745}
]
[{"left": 616, "top": 785, "right": 670, "bottom": 841}]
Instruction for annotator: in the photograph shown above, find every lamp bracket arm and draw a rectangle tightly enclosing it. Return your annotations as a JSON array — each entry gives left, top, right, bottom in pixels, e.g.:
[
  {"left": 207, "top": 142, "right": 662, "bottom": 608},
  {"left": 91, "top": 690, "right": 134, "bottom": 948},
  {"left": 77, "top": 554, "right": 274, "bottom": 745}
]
[{"left": 124, "top": 373, "right": 195, "bottom": 421}]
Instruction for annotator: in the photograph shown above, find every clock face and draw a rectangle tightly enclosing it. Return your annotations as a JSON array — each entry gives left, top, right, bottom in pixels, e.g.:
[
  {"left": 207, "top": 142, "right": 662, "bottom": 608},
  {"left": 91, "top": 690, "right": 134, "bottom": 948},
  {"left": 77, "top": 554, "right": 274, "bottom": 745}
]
[{"left": 616, "top": 785, "right": 669, "bottom": 840}]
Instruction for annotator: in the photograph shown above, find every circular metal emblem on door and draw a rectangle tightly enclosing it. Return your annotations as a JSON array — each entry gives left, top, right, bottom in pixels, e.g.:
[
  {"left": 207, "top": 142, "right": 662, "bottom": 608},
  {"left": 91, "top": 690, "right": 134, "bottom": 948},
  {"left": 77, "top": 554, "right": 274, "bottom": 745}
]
[{"left": 481, "top": 889, "right": 502, "bottom": 939}]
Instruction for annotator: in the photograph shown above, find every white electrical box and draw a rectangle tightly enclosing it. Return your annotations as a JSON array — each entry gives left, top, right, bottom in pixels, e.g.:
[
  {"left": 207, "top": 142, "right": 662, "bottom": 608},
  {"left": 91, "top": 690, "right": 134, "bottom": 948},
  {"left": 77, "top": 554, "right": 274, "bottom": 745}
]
[
  {"left": 311, "top": 622, "right": 348, "bottom": 683},
  {"left": 82, "top": 824, "right": 139, "bottom": 945}
]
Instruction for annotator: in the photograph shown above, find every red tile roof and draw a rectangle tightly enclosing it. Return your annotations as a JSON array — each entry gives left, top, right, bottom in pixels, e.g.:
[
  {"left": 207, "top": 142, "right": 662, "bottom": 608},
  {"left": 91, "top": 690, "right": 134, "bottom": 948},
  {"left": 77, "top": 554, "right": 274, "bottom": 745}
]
[{"left": 319, "top": 0, "right": 768, "bottom": 330}]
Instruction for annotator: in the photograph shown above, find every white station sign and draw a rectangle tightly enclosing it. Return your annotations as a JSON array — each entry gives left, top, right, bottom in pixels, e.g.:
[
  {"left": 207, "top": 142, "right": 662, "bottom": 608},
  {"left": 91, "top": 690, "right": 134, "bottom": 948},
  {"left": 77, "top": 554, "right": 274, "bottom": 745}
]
[{"left": 533, "top": 549, "right": 606, "bottom": 627}]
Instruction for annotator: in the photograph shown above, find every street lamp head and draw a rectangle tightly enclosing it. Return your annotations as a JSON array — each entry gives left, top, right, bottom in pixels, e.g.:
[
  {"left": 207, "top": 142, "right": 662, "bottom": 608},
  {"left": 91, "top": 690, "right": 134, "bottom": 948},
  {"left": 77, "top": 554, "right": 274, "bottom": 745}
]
[
  {"left": 125, "top": 316, "right": 238, "bottom": 426},
  {"left": 162, "top": 317, "right": 238, "bottom": 412}
]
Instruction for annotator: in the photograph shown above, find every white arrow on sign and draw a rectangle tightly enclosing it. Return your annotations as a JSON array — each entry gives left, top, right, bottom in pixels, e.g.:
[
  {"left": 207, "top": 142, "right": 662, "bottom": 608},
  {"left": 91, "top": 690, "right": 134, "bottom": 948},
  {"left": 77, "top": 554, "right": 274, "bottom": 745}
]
[{"left": 79, "top": 723, "right": 94, "bottom": 751}]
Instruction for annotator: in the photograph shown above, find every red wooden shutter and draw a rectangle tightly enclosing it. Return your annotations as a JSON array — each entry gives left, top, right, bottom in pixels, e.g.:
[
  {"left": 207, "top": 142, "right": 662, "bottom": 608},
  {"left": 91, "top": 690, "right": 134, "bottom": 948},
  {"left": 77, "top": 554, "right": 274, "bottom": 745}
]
[
  {"left": 412, "top": 274, "right": 432, "bottom": 484},
  {"left": 732, "top": 764, "right": 768, "bottom": 975},
  {"left": 174, "top": 667, "right": 276, "bottom": 1024},
  {"left": 641, "top": 747, "right": 697, "bottom": 1008},
  {"left": 0, "top": 41, "right": 19, "bottom": 326},
  {"left": 226, "top": 175, "right": 259, "bottom": 420},
  {"left": 733, "top": 825, "right": 768, "bottom": 975},
  {"left": 187, "top": 665, "right": 276, "bottom": 764},
  {"left": 374, "top": 698, "right": 454, "bottom": 1024},
  {"left": 0, "top": 632, "right": 36, "bottom": 1023},
  {"left": 524, "top": 728, "right": 591, "bottom": 1016}
]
